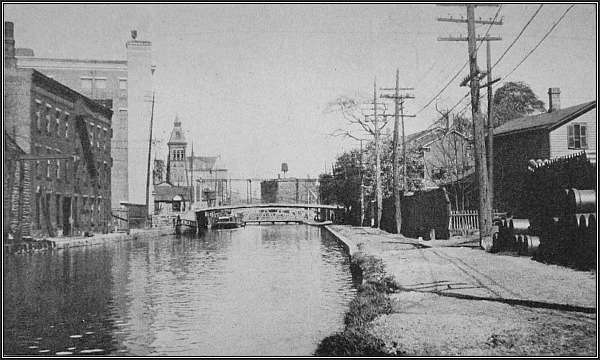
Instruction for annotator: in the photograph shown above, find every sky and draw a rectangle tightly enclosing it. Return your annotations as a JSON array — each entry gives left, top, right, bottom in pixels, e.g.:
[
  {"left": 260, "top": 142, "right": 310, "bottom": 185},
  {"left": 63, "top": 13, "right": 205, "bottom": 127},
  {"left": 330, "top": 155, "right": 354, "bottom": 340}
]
[{"left": 4, "top": 3, "right": 597, "bottom": 180}]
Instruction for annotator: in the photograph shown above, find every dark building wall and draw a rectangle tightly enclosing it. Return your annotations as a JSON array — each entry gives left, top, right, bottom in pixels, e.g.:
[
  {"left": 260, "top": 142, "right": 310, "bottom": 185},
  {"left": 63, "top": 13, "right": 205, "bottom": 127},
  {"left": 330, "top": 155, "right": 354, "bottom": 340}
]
[
  {"left": 7, "top": 69, "right": 113, "bottom": 237},
  {"left": 261, "top": 180, "right": 278, "bottom": 203},
  {"left": 260, "top": 179, "right": 318, "bottom": 204},
  {"left": 17, "top": 59, "right": 129, "bottom": 207},
  {"left": 4, "top": 134, "right": 32, "bottom": 240},
  {"left": 493, "top": 130, "right": 550, "bottom": 216}
]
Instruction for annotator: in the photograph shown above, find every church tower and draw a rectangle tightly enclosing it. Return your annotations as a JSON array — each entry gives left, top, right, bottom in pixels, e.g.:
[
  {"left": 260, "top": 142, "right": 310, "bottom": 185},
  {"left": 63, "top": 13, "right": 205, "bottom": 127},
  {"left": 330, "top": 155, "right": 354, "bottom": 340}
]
[{"left": 167, "top": 116, "right": 187, "bottom": 186}]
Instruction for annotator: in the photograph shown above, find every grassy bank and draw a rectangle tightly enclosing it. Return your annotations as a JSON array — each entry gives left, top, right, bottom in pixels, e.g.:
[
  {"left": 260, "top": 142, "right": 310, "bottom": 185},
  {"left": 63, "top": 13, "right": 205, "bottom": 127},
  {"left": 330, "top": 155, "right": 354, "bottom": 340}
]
[{"left": 315, "top": 251, "right": 402, "bottom": 356}]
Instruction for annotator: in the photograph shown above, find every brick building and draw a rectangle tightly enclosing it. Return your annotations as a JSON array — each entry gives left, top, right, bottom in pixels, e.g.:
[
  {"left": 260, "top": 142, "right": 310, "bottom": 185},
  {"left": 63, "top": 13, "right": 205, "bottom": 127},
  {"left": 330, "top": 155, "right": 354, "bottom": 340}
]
[
  {"left": 260, "top": 178, "right": 319, "bottom": 204},
  {"left": 5, "top": 22, "right": 113, "bottom": 237},
  {"left": 16, "top": 28, "right": 154, "bottom": 209},
  {"left": 3, "top": 132, "right": 31, "bottom": 241}
]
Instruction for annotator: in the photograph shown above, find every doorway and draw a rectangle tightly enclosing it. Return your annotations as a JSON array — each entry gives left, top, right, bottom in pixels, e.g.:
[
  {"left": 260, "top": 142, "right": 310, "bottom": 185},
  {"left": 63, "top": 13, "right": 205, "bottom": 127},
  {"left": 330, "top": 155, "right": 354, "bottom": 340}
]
[{"left": 63, "top": 197, "right": 71, "bottom": 236}]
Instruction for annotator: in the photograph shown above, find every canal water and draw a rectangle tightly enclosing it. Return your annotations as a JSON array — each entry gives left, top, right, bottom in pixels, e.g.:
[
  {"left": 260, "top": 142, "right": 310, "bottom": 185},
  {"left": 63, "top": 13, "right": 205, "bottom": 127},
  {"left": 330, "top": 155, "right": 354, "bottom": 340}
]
[{"left": 3, "top": 225, "right": 356, "bottom": 356}]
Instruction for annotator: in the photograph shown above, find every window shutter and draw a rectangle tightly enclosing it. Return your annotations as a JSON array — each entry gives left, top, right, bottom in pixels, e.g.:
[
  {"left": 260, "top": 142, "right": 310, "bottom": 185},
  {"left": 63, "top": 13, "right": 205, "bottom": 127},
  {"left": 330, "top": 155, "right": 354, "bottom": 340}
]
[
  {"left": 567, "top": 124, "right": 574, "bottom": 148},
  {"left": 580, "top": 124, "right": 587, "bottom": 148}
]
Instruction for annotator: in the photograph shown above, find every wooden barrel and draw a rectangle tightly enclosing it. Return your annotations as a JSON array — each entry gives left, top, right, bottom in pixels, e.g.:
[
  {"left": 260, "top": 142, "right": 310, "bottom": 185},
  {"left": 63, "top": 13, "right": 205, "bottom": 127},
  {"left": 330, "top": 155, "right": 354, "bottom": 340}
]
[
  {"left": 567, "top": 189, "right": 596, "bottom": 214},
  {"left": 510, "top": 218, "right": 531, "bottom": 235}
]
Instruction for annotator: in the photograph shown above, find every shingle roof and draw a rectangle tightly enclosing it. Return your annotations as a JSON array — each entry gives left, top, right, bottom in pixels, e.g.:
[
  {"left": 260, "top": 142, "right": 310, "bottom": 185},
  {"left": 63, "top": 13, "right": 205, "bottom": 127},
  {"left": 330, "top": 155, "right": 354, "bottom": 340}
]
[
  {"left": 168, "top": 115, "right": 186, "bottom": 144},
  {"left": 187, "top": 156, "right": 218, "bottom": 171},
  {"left": 153, "top": 182, "right": 192, "bottom": 202},
  {"left": 494, "top": 101, "right": 596, "bottom": 137}
]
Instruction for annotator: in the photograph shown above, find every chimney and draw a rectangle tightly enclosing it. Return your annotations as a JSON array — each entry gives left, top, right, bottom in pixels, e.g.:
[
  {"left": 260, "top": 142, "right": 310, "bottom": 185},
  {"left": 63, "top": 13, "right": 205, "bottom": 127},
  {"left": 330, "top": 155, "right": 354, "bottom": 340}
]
[
  {"left": 548, "top": 88, "right": 561, "bottom": 112},
  {"left": 4, "top": 21, "right": 16, "bottom": 69}
]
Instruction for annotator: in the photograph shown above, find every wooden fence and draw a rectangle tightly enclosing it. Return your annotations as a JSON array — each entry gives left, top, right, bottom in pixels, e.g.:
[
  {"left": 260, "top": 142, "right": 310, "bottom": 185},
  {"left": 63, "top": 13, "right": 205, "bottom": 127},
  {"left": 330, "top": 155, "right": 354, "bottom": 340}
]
[{"left": 449, "top": 210, "right": 506, "bottom": 233}]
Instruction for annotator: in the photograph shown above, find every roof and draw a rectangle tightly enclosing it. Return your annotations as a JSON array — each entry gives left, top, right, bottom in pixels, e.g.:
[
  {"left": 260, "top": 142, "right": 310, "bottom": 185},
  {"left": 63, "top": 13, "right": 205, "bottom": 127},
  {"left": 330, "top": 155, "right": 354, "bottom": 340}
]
[
  {"left": 494, "top": 101, "right": 596, "bottom": 137},
  {"left": 29, "top": 69, "right": 114, "bottom": 120},
  {"left": 168, "top": 116, "right": 186, "bottom": 145},
  {"left": 187, "top": 156, "right": 217, "bottom": 171},
  {"left": 153, "top": 182, "right": 192, "bottom": 202},
  {"left": 4, "top": 131, "right": 26, "bottom": 155},
  {"left": 406, "top": 127, "right": 469, "bottom": 149}
]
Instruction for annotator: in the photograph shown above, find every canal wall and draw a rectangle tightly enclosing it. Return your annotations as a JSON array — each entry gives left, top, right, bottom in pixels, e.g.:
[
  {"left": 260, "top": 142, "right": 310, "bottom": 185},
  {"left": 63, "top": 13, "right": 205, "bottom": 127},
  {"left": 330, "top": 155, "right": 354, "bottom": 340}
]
[
  {"left": 4, "top": 226, "right": 174, "bottom": 254},
  {"left": 324, "top": 225, "right": 359, "bottom": 256},
  {"left": 319, "top": 226, "right": 398, "bottom": 356}
]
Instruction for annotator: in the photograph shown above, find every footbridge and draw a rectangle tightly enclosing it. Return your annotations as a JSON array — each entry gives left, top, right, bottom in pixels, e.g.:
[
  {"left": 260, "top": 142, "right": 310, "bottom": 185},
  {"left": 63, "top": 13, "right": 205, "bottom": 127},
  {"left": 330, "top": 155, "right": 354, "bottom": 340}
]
[{"left": 193, "top": 203, "right": 343, "bottom": 229}]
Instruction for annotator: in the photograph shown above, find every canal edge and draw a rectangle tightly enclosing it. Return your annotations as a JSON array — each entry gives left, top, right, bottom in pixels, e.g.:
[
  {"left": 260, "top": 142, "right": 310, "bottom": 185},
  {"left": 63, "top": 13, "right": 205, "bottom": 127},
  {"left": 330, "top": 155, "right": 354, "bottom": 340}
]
[
  {"left": 319, "top": 225, "right": 399, "bottom": 356},
  {"left": 5, "top": 226, "right": 175, "bottom": 254},
  {"left": 323, "top": 225, "right": 359, "bottom": 258}
]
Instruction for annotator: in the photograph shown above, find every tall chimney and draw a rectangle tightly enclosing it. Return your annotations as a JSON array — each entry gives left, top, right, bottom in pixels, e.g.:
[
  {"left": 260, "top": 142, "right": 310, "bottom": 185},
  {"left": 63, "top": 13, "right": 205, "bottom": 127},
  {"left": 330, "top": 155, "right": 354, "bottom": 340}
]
[
  {"left": 4, "top": 21, "right": 16, "bottom": 69},
  {"left": 548, "top": 88, "right": 561, "bottom": 113}
]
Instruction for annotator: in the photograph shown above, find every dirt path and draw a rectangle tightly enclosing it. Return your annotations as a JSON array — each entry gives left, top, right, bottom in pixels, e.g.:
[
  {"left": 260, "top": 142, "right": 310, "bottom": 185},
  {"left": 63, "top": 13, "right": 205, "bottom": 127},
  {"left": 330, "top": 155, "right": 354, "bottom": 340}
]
[{"left": 327, "top": 225, "right": 597, "bottom": 356}]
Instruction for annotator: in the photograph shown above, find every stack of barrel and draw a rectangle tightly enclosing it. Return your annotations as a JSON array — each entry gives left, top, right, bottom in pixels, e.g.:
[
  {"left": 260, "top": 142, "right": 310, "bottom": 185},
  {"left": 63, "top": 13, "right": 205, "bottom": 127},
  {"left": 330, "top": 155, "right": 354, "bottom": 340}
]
[
  {"left": 492, "top": 217, "right": 540, "bottom": 256},
  {"left": 533, "top": 188, "right": 596, "bottom": 269}
]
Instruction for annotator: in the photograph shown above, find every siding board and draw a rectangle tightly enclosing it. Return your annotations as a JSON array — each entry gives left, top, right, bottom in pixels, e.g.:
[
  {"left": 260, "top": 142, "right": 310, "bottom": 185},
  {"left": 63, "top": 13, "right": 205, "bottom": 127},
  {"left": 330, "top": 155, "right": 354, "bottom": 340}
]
[{"left": 550, "top": 108, "right": 597, "bottom": 163}]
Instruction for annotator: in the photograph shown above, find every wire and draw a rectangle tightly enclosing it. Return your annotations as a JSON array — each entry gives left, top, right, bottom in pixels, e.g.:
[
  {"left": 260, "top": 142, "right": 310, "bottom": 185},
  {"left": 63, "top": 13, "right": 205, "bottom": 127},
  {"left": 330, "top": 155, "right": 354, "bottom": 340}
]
[
  {"left": 417, "top": 5, "right": 503, "bottom": 115},
  {"left": 503, "top": 4, "right": 575, "bottom": 81},
  {"left": 447, "top": 4, "right": 559, "bottom": 118},
  {"left": 493, "top": 4, "right": 544, "bottom": 69}
]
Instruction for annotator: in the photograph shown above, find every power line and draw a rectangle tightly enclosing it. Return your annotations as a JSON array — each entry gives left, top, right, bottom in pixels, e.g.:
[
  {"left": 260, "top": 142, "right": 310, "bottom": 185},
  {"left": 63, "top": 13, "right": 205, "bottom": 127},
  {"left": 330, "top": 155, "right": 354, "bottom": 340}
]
[
  {"left": 418, "top": 5, "right": 503, "bottom": 114},
  {"left": 503, "top": 4, "right": 575, "bottom": 81},
  {"left": 455, "top": 4, "right": 576, "bottom": 116},
  {"left": 450, "top": 4, "right": 544, "bottom": 115},
  {"left": 493, "top": 4, "right": 544, "bottom": 69}
]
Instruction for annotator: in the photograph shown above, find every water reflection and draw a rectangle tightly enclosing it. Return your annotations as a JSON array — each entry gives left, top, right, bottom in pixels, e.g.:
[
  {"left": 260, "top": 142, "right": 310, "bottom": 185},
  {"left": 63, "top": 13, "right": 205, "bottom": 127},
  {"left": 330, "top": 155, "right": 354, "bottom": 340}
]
[{"left": 4, "top": 225, "right": 355, "bottom": 356}]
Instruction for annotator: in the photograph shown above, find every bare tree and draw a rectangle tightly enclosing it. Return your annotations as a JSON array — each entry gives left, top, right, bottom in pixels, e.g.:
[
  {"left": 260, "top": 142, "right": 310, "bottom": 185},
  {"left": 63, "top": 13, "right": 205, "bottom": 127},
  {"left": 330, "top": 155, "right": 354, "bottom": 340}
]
[{"left": 326, "top": 89, "right": 391, "bottom": 228}]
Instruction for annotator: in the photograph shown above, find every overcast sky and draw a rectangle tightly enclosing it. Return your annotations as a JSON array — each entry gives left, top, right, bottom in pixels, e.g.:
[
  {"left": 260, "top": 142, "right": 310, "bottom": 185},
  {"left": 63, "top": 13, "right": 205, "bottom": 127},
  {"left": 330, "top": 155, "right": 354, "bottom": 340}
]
[{"left": 4, "top": 3, "right": 597, "bottom": 179}]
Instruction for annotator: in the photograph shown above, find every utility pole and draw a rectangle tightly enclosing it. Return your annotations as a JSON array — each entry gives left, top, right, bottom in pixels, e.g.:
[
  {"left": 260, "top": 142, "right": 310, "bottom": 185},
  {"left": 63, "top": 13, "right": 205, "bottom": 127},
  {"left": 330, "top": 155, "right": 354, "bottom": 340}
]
[
  {"left": 437, "top": 3, "right": 501, "bottom": 248},
  {"left": 373, "top": 79, "right": 382, "bottom": 229},
  {"left": 190, "top": 142, "right": 194, "bottom": 206},
  {"left": 486, "top": 39, "right": 500, "bottom": 209},
  {"left": 359, "top": 139, "right": 364, "bottom": 227},
  {"left": 145, "top": 92, "right": 155, "bottom": 225},
  {"left": 381, "top": 69, "right": 415, "bottom": 234}
]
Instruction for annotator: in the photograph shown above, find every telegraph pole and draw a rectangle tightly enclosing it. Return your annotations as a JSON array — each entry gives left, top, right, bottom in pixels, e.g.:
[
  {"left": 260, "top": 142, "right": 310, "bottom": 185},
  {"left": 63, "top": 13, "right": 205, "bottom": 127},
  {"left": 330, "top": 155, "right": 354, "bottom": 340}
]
[
  {"left": 486, "top": 39, "right": 500, "bottom": 208},
  {"left": 360, "top": 139, "right": 364, "bottom": 227},
  {"left": 373, "top": 78, "right": 382, "bottom": 229},
  {"left": 437, "top": 3, "right": 501, "bottom": 248},
  {"left": 381, "top": 69, "right": 415, "bottom": 234},
  {"left": 145, "top": 92, "right": 155, "bottom": 225}
]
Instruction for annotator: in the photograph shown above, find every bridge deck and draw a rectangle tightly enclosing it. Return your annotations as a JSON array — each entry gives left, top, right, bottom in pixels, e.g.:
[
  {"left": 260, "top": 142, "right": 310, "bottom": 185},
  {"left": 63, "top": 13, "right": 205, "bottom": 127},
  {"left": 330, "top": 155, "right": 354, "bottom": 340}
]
[{"left": 193, "top": 203, "right": 342, "bottom": 213}]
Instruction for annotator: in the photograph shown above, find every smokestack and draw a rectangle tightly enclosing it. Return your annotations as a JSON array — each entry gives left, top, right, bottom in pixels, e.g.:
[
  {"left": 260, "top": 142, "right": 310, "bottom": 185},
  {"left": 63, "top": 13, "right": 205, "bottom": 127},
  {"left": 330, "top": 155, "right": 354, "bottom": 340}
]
[
  {"left": 548, "top": 88, "right": 561, "bottom": 113},
  {"left": 4, "top": 21, "right": 16, "bottom": 69}
]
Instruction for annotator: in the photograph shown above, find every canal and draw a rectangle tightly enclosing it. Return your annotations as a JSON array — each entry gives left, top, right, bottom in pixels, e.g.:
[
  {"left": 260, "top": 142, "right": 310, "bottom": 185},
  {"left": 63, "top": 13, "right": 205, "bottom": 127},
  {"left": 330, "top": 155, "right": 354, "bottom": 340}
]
[{"left": 3, "top": 225, "right": 356, "bottom": 356}]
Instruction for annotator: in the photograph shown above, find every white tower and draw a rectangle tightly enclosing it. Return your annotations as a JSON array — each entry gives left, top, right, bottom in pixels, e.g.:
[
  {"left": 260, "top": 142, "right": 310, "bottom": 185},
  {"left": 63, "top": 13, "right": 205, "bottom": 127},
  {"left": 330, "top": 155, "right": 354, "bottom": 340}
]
[{"left": 126, "top": 30, "right": 154, "bottom": 205}]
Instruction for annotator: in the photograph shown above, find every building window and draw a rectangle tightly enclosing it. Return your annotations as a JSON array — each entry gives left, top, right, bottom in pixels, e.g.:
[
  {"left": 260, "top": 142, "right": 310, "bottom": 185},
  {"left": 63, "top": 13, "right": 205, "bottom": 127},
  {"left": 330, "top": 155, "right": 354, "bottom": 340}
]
[
  {"left": 119, "top": 79, "right": 127, "bottom": 90},
  {"left": 81, "top": 78, "right": 92, "bottom": 91},
  {"left": 65, "top": 161, "right": 70, "bottom": 183},
  {"left": 57, "top": 160, "right": 61, "bottom": 179},
  {"left": 65, "top": 116, "right": 70, "bottom": 138},
  {"left": 34, "top": 100, "right": 43, "bottom": 131},
  {"left": 95, "top": 78, "right": 107, "bottom": 89},
  {"left": 567, "top": 123, "right": 588, "bottom": 149},
  {"left": 45, "top": 105, "right": 52, "bottom": 134},
  {"left": 46, "top": 160, "right": 51, "bottom": 178},
  {"left": 56, "top": 111, "right": 61, "bottom": 136}
]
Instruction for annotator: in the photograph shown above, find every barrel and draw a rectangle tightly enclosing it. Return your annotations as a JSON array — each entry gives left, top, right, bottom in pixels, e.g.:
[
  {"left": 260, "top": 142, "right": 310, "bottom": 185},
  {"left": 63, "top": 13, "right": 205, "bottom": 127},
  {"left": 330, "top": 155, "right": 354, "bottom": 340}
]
[
  {"left": 567, "top": 189, "right": 596, "bottom": 214},
  {"left": 525, "top": 235, "right": 540, "bottom": 255},
  {"left": 510, "top": 218, "right": 530, "bottom": 235}
]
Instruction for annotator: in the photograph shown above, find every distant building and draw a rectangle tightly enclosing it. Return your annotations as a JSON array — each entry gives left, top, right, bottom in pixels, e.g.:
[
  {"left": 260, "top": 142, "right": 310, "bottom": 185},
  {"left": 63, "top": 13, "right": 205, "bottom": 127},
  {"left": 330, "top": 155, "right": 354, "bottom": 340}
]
[
  {"left": 493, "top": 89, "right": 596, "bottom": 215},
  {"left": 16, "top": 28, "right": 154, "bottom": 209},
  {"left": 5, "top": 22, "right": 113, "bottom": 237},
  {"left": 152, "top": 117, "right": 229, "bottom": 213},
  {"left": 153, "top": 159, "right": 165, "bottom": 185},
  {"left": 260, "top": 178, "right": 318, "bottom": 204},
  {"left": 188, "top": 155, "right": 228, "bottom": 207}
]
